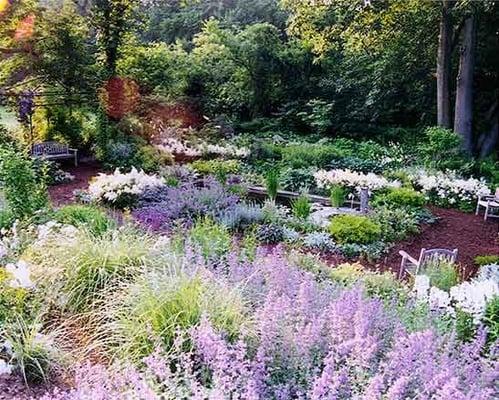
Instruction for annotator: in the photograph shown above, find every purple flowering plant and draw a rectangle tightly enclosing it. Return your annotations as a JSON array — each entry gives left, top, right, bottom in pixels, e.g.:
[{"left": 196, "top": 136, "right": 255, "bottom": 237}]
[{"left": 38, "top": 248, "right": 499, "bottom": 399}]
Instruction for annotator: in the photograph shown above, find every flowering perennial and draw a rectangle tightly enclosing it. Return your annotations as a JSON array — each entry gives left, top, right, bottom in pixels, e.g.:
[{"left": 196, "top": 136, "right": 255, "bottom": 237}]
[
  {"left": 410, "top": 170, "right": 490, "bottom": 206},
  {"left": 39, "top": 249, "right": 498, "bottom": 399},
  {"left": 314, "top": 168, "right": 400, "bottom": 192},
  {"left": 414, "top": 274, "right": 499, "bottom": 322},
  {"left": 87, "top": 168, "right": 165, "bottom": 203}
]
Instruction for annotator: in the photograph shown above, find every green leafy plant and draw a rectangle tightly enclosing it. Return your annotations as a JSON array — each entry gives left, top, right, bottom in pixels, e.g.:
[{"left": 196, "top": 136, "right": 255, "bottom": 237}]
[
  {"left": 190, "top": 159, "right": 240, "bottom": 182},
  {"left": 0, "top": 146, "right": 49, "bottom": 220},
  {"left": 373, "top": 187, "right": 425, "bottom": 209},
  {"left": 418, "top": 127, "right": 467, "bottom": 171},
  {"left": 330, "top": 184, "right": 346, "bottom": 207},
  {"left": 189, "top": 217, "right": 232, "bottom": 261},
  {"left": 53, "top": 204, "right": 114, "bottom": 236},
  {"left": 265, "top": 169, "right": 280, "bottom": 201},
  {"left": 329, "top": 215, "right": 382, "bottom": 244},
  {"left": 421, "top": 260, "right": 459, "bottom": 291},
  {"left": 474, "top": 255, "right": 499, "bottom": 266},
  {"left": 483, "top": 296, "right": 499, "bottom": 344},
  {"left": 291, "top": 193, "right": 311, "bottom": 219}
]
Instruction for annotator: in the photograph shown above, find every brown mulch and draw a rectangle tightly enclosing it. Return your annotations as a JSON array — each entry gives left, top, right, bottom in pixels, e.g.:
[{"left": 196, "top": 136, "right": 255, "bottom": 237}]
[
  {"left": 0, "top": 375, "right": 59, "bottom": 400},
  {"left": 48, "top": 162, "right": 102, "bottom": 206},
  {"left": 373, "top": 206, "right": 499, "bottom": 278}
]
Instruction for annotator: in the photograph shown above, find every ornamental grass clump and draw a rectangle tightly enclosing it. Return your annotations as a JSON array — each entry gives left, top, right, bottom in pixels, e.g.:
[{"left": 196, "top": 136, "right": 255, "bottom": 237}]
[
  {"left": 100, "top": 263, "right": 248, "bottom": 361},
  {"left": 25, "top": 226, "right": 158, "bottom": 312}
]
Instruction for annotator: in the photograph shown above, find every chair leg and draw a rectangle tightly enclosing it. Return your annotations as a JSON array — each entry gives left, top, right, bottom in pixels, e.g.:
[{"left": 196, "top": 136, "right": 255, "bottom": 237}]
[
  {"left": 484, "top": 205, "right": 488, "bottom": 221},
  {"left": 475, "top": 202, "right": 480, "bottom": 215}
]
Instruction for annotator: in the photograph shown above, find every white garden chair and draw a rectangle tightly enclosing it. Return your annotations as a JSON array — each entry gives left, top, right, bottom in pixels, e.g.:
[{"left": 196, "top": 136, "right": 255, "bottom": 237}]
[
  {"left": 476, "top": 188, "right": 499, "bottom": 221},
  {"left": 398, "top": 248, "right": 458, "bottom": 278}
]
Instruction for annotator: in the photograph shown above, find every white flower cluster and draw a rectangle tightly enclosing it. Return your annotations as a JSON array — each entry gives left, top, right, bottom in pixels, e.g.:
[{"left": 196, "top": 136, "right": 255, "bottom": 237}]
[
  {"left": 414, "top": 274, "right": 499, "bottom": 322},
  {"left": 88, "top": 168, "right": 165, "bottom": 203},
  {"left": 4, "top": 259, "right": 33, "bottom": 289},
  {"left": 157, "top": 138, "right": 249, "bottom": 159},
  {"left": 201, "top": 143, "right": 250, "bottom": 158},
  {"left": 157, "top": 138, "right": 201, "bottom": 157},
  {"left": 411, "top": 170, "right": 490, "bottom": 205},
  {"left": 314, "top": 169, "right": 400, "bottom": 192},
  {"left": 32, "top": 221, "right": 79, "bottom": 249}
]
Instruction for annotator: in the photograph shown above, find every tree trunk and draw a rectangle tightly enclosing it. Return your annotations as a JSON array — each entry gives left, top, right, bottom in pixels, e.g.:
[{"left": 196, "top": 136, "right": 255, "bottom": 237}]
[
  {"left": 437, "top": 0, "right": 453, "bottom": 128},
  {"left": 454, "top": 14, "right": 476, "bottom": 154}
]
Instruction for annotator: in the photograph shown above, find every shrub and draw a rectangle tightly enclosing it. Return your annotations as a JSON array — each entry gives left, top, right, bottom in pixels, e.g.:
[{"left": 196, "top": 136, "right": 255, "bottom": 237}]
[
  {"left": 372, "top": 206, "right": 419, "bottom": 243},
  {"left": 475, "top": 255, "right": 499, "bottom": 266},
  {"left": 281, "top": 143, "right": 340, "bottom": 169},
  {"left": 189, "top": 217, "right": 232, "bottom": 262},
  {"left": 329, "top": 214, "right": 382, "bottom": 244},
  {"left": 256, "top": 223, "right": 284, "bottom": 244},
  {"left": 0, "top": 269, "right": 29, "bottom": 325},
  {"left": 0, "top": 146, "right": 48, "bottom": 220},
  {"left": 302, "top": 232, "right": 336, "bottom": 252},
  {"left": 421, "top": 260, "right": 459, "bottom": 291},
  {"left": 330, "top": 184, "right": 346, "bottom": 207},
  {"left": 190, "top": 159, "right": 240, "bottom": 182},
  {"left": 218, "top": 203, "right": 263, "bottom": 231},
  {"left": 53, "top": 205, "right": 114, "bottom": 236},
  {"left": 280, "top": 167, "right": 317, "bottom": 192},
  {"left": 419, "top": 126, "right": 467, "bottom": 170},
  {"left": 291, "top": 193, "right": 311, "bottom": 219},
  {"left": 373, "top": 187, "right": 426, "bottom": 209},
  {"left": 328, "top": 156, "right": 384, "bottom": 174},
  {"left": 133, "top": 179, "right": 239, "bottom": 231}
]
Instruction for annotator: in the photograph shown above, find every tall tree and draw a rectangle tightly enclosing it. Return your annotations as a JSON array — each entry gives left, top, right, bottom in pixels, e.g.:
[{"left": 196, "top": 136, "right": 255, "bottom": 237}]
[
  {"left": 454, "top": 12, "right": 476, "bottom": 154},
  {"left": 436, "top": 0, "right": 454, "bottom": 128}
]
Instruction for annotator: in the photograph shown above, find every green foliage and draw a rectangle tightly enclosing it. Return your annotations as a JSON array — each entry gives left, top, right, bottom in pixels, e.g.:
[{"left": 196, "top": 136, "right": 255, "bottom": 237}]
[
  {"left": 419, "top": 127, "right": 468, "bottom": 171},
  {"left": 53, "top": 205, "right": 114, "bottom": 236},
  {"left": 281, "top": 143, "right": 340, "bottom": 169},
  {"left": 296, "top": 99, "right": 333, "bottom": 134},
  {"left": 372, "top": 206, "right": 419, "bottom": 243},
  {"left": 0, "top": 146, "right": 49, "bottom": 221},
  {"left": 107, "top": 271, "right": 246, "bottom": 360},
  {"left": 420, "top": 260, "right": 459, "bottom": 292},
  {"left": 0, "top": 270, "right": 29, "bottom": 325},
  {"left": 291, "top": 193, "right": 311, "bottom": 219},
  {"left": 280, "top": 167, "right": 317, "bottom": 192},
  {"left": 265, "top": 169, "right": 280, "bottom": 200},
  {"left": 373, "top": 187, "right": 426, "bottom": 209},
  {"left": 189, "top": 217, "right": 232, "bottom": 262},
  {"left": 474, "top": 255, "right": 499, "bottom": 266},
  {"left": 483, "top": 296, "right": 499, "bottom": 344},
  {"left": 328, "top": 263, "right": 408, "bottom": 303},
  {"left": 190, "top": 159, "right": 240, "bottom": 182},
  {"left": 330, "top": 185, "right": 346, "bottom": 207},
  {"left": 329, "top": 214, "right": 382, "bottom": 244},
  {"left": 455, "top": 309, "right": 476, "bottom": 343}
]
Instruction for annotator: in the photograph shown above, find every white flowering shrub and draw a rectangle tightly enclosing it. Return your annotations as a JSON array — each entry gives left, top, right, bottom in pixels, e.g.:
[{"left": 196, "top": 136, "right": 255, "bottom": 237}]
[
  {"left": 314, "top": 168, "right": 400, "bottom": 192},
  {"left": 87, "top": 168, "right": 165, "bottom": 207},
  {"left": 414, "top": 274, "right": 499, "bottom": 323},
  {"left": 410, "top": 170, "right": 490, "bottom": 210},
  {"left": 157, "top": 138, "right": 249, "bottom": 159}
]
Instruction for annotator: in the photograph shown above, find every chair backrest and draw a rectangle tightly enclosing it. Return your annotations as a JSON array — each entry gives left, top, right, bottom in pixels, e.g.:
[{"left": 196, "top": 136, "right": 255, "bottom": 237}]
[
  {"left": 32, "top": 141, "right": 69, "bottom": 156},
  {"left": 495, "top": 187, "right": 499, "bottom": 200},
  {"left": 419, "top": 248, "right": 458, "bottom": 268}
]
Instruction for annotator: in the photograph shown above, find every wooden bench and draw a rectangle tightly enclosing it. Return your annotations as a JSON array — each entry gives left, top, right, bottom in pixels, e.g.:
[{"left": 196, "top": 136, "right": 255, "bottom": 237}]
[{"left": 32, "top": 141, "right": 78, "bottom": 166}]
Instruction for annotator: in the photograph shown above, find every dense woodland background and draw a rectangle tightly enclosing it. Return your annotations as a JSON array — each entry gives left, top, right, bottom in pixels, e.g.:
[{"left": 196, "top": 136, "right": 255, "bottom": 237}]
[{"left": 0, "top": 0, "right": 498, "bottom": 157}]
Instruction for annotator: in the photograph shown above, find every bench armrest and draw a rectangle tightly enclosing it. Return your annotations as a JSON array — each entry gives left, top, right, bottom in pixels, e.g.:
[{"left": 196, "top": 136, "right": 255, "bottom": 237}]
[
  {"left": 399, "top": 250, "right": 419, "bottom": 266},
  {"left": 68, "top": 148, "right": 78, "bottom": 153}
]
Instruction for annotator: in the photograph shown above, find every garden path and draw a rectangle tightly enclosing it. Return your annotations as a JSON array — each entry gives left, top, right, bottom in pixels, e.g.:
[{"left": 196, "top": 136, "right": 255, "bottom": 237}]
[
  {"left": 48, "top": 162, "right": 102, "bottom": 206},
  {"left": 376, "top": 206, "right": 498, "bottom": 278}
]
